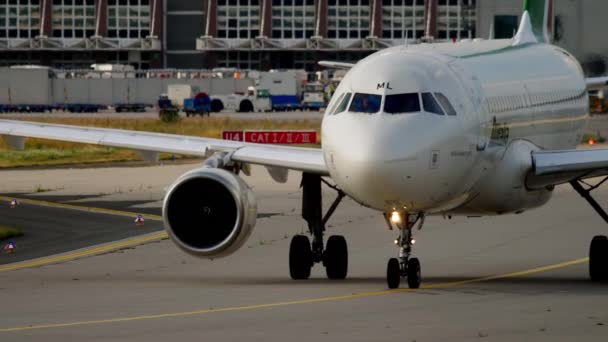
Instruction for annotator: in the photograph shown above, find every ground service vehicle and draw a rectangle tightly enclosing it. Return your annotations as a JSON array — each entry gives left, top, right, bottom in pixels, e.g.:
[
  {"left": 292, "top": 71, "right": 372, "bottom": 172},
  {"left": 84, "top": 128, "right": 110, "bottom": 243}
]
[
  {"left": 183, "top": 93, "right": 211, "bottom": 116},
  {"left": 210, "top": 87, "right": 271, "bottom": 113},
  {"left": 257, "top": 70, "right": 306, "bottom": 110},
  {"left": 301, "top": 92, "right": 326, "bottom": 111}
]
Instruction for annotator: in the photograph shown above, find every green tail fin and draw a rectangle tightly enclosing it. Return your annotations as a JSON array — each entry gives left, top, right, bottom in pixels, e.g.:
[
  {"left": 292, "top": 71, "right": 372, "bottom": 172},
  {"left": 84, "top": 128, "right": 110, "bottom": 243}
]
[{"left": 524, "top": 0, "right": 553, "bottom": 43}]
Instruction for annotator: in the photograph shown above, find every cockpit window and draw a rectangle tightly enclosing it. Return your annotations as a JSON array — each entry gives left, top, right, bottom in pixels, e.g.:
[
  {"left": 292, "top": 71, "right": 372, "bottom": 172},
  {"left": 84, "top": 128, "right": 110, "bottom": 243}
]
[
  {"left": 327, "top": 93, "right": 344, "bottom": 115},
  {"left": 332, "top": 92, "right": 352, "bottom": 115},
  {"left": 434, "top": 93, "right": 457, "bottom": 116},
  {"left": 384, "top": 93, "right": 420, "bottom": 114},
  {"left": 349, "top": 93, "right": 382, "bottom": 114},
  {"left": 422, "top": 93, "right": 445, "bottom": 115}
]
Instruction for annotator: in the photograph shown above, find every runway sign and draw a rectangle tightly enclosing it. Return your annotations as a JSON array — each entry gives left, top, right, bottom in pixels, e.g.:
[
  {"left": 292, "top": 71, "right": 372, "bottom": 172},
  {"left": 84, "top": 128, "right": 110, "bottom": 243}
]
[{"left": 222, "top": 130, "right": 317, "bottom": 144}]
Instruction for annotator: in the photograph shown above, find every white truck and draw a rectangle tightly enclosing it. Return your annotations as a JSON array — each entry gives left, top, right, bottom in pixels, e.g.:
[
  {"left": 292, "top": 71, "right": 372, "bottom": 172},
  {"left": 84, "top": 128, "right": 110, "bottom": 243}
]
[
  {"left": 301, "top": 82, "right": 327, "bottom": 111},
  {"left": 209, "top": 86, "right": 271, "bottom": 113},
  {"left": 256, "top": 70, "right": 307, "bottom": 110},
  {"left": 302, "top": 92, "right": 326, "bottom": 111},
  {"left": 167, "top": 84, "right": 199, "bottom": 109}
]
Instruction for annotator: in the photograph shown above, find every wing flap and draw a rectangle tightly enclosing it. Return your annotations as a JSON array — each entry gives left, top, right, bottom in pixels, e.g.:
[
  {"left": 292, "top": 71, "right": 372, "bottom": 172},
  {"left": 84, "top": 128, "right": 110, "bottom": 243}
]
[{"left": 0, "top": 119, "right": 328, "bottom": 175}]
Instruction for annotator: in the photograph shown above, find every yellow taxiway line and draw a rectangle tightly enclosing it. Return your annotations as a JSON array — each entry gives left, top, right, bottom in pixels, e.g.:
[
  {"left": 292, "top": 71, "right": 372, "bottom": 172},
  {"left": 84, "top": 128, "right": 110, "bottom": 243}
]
[
  {"left": 0, "top": 196, "right": 167, "bottom": 272},
  {"left": 0, "top": 231, "right": 168, "bottom": 272},
  {"left": 0, "top": 257, "right": 588, "bottom": 332},
  {"left": 0, "top": 195, "right": 163, "bottom": 220}
]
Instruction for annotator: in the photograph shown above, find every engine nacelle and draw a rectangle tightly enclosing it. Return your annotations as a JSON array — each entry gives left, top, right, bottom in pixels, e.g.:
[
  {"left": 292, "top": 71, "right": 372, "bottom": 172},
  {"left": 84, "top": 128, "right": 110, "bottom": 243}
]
[
  {"left": 163, "top": 168, "right": 257, "bottom": 258},
  {"left": 458, "top": 140, "right": 553, "bottom": 215}
]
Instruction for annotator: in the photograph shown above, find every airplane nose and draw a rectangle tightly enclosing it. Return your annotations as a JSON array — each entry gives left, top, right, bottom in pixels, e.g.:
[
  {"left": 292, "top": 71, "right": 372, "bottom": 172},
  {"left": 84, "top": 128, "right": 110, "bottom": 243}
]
[{"left": 324, "top": 115, "right": 424, "bottom": 209}]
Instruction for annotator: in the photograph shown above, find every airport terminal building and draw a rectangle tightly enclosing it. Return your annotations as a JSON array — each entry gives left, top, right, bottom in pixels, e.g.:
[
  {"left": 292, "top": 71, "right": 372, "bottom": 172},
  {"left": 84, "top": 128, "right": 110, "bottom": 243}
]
[{"left": 0, "top": 0, "right": 607, "bottom": 74}]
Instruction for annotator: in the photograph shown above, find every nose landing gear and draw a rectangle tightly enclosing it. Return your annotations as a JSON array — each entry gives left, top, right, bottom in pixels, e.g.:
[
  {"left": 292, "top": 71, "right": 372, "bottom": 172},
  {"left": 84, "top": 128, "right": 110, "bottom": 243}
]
[{"left": 386, "top": 212, "right": 424, "bottom": 289}]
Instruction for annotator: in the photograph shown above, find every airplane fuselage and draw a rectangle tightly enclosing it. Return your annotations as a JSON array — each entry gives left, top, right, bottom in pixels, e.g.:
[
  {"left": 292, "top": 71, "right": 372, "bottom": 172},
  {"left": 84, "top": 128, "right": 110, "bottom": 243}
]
[{"left": 321, "top": 39, "right": 589, "bottom": 216}]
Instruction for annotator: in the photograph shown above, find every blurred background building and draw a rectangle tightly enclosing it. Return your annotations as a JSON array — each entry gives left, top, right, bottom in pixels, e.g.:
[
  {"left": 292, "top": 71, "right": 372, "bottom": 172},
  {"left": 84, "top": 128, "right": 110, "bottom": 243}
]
[{"left": 0, "top": 0, "right": 607, "bottom": 75}]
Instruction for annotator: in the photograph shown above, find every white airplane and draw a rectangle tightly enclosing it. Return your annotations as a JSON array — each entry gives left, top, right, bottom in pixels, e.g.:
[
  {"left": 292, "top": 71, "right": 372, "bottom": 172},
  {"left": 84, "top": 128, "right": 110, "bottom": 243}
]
[{"left": 2, "top": 0, "right": 608, "bottom": 289}]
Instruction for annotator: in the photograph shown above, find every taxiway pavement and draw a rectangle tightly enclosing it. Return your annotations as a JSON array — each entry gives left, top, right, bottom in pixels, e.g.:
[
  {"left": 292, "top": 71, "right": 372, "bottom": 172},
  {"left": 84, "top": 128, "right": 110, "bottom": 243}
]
[{"left": 1, "top": 163, "right": 608, "bottom": 341}]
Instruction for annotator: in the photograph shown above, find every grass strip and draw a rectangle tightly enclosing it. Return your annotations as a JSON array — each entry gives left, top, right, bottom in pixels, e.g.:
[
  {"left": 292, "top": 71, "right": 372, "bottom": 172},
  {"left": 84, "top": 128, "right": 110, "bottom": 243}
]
[
  {"left": 0, "top": 117, "right": 321, "bottom": 168},
  {"left": 0, "top": 225, "right": 24, "bottom": 241}
]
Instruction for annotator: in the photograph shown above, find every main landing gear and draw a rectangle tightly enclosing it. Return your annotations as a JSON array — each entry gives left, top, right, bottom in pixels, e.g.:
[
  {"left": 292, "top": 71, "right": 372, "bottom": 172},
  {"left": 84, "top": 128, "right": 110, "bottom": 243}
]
[
  {"left": 385, "top": 212, "right": 424, "bottom": 289},
  {"left": 571, "top": 178, "right": 608, "bottom": 281},
  {"left": 289, "top": 173, "right": 347, "bottom": 280}
]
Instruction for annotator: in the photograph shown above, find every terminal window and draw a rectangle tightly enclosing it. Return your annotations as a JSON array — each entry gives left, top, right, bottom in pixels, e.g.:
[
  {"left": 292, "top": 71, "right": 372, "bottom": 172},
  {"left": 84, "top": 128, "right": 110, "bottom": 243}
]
[
  {"left": 381, "top": 0, "right": 424, "bottom": 40},
  {"left": 217, "top": 0, "right": 259, "bottom": 39},
  {"left": 437, "top": 0, "right": 476, "bottom": 40},
  {"left": 52, "top": 0, "right": 95, "bottom": 39},
  {"left": 107, "top": 0, "right": 150, "bottom": 39},
  {"left": 216, "top": 51, "right": 260, "bottom": 70},
  {"left": 271, "top": 0, "right": 315, "bottom": 39},
  {"left": 0, "top": 0, "right": 40, "bottom": 39},
  {"left": 494, "top": 15, "right": 518, "bottom": 39},
  {"left": 327, "top": 0, "right": 370, "bottom": 39}
]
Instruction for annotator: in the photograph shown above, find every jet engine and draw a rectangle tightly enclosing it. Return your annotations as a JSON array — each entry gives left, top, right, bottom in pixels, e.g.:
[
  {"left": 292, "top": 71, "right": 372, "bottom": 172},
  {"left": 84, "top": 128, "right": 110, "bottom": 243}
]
[
  {"left": 458, "top": 140, "right": 553, "bottom": 215},
  {"left": 162, "top": 167, "right": 257, "bottom": 258}
]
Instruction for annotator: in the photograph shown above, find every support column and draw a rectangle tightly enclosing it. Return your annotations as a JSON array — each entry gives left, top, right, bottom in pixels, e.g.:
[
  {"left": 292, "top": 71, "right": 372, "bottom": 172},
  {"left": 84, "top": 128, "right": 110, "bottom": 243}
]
[
  {"left": 94, "top": 0, "right": 108, "bottom": 37},
  {"left": 260, "top": 0, "right": 272, "bottom": 37},
  {"left": 546, "top": 0, "right": 554, "bottom": 43},
  {"left": 370, "top": 0, "right": 382, "bottom": 38},
  {"left": 40, "top": 0, "right": 52, "bottom": 37},
  {"left": 150, "top": 0, "right": 163, "bottom": 37},
  {"left": 314, "top": 0, "right": 327, "bottom": 37},
  {"left": 203, "top": 0, "right": 217, "bottom": 36},
  {"left": 424, "top": 0, "right": 438, "bottom": 40}
]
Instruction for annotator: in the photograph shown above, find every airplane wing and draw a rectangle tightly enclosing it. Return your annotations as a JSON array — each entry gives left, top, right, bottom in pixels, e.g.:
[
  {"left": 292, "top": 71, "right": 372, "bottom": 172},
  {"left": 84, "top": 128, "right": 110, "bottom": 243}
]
[
  {"left": 586, "top": 77, "right": 608, "bottom": 90},
  {"left": 0, "top": 119, "right": 328, "bottom": 175},
  {"left": 318, "top": 61, "right": 355, "bottom": 70},
  {"left": 526, "top": 148, "right": 608, "bottom": 189}
]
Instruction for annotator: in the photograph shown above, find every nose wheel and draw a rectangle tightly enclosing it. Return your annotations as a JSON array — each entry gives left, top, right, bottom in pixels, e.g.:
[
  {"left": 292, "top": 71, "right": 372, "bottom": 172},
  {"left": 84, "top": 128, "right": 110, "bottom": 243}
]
[{"left": 386, "top": 212, "right": 424, "bottom": 289}]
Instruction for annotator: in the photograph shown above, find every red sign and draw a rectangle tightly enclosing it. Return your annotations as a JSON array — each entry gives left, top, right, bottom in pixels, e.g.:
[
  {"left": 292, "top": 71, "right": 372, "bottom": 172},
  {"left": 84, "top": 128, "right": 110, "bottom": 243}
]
[
  {"left": 222, "top": 130, "right": 317, "bottom": 144},
  {"left": 222, "top": 131, "right": 244, "bottom": 142}
]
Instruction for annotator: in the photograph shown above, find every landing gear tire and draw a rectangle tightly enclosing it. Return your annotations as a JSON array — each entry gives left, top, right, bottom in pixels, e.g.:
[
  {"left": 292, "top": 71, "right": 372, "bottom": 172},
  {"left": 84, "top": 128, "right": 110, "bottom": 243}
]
[
  {"left": 590, "top": 235, "right": 608, "bottom": 281},
  {"left": 385, "top": 213, "right": 424, "bottom": 289},
  {"left": 289, "top": 235, "right": 312, "bottom": 280},
  {"left": 386, "top": 258, "right": 400, "bottom": 289},
  {"left": 407, "top": 257, "right": 422, "bottom": 289},
  {"left": 324, "top": 235, "right": 348, "bottom": 280}
]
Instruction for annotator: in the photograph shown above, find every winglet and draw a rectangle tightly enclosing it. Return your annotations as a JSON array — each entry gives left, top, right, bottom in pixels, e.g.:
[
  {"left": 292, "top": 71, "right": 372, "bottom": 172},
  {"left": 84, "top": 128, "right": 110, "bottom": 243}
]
[{"left": 512, "top": 11, "right": 538, "bottom": 46}]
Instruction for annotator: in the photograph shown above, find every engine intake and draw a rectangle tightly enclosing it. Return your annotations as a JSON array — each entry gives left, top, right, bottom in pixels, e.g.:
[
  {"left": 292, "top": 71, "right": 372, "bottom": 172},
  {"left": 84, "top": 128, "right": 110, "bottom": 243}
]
[{"left": 163, "top": 168, "right": 257, "bottom": 258}]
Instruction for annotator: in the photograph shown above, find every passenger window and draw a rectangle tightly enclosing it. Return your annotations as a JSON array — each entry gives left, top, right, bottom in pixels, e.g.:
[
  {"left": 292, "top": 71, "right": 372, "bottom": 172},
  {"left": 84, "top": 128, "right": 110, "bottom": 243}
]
[
  {"left": 434, "top": 93, "right": 457, "bottom": 116},
  {"left": 333, "top": 92, "right": 352, "bottom": 115},
  {"left": 349, "top": 93, "right": 382, "bottom": 114},
  {"left": 422, "top": 93, "right": 445, "bottom": 115},
  {"left": 384, "top": 93, "right": 420, "bottom": 114}
]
